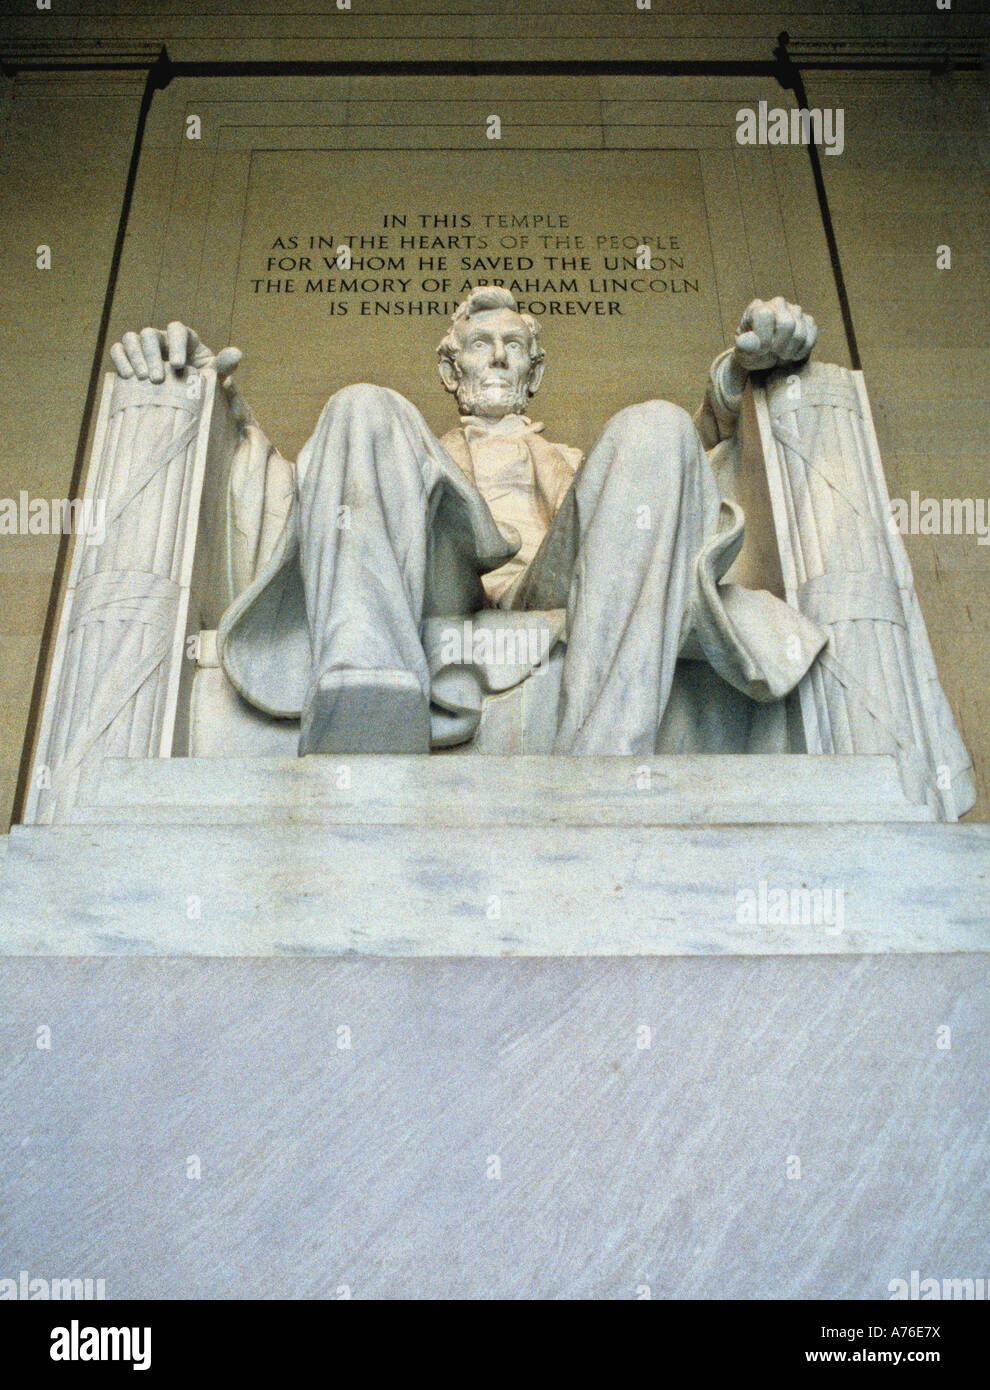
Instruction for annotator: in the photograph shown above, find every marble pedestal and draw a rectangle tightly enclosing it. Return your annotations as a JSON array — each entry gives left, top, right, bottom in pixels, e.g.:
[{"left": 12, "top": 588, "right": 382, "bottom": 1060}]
[
  {"left": 0, "top": 953, "right": 986, "bottom": 1299},
  {"left": 1, "top": 753, "right": 986, "bottom": 955},
  {"left": 1, "top": 754, "right": 986, "bottom": 1298}
]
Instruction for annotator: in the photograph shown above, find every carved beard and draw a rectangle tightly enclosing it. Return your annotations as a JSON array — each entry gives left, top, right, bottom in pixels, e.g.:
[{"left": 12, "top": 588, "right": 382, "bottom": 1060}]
[{"left": 455, "top": 374, "right": 532, "bottom": 420}]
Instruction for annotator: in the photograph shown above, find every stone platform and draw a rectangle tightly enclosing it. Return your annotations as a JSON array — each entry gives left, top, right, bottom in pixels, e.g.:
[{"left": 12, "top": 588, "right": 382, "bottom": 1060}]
[
  {"left": 1, "top": 753, "right": 987, "bottom": 1297},
  {"left": 1, "top": 754, "right": 987, "bottom": 955},
  {"left": 0, "top": 952, "right": 986, "bottom": 1298}
]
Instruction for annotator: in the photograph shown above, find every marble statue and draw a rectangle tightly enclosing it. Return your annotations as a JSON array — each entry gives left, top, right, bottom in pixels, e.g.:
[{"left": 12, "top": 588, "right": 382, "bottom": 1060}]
[
  {"left": 106, "top": 290, "right": 827, "bottom": 757},
  {"left": 23, "top": 285, "right": 975, "bottom": 824}
]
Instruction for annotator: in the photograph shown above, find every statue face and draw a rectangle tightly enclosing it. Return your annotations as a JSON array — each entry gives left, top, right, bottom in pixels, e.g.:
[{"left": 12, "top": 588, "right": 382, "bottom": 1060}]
[{"left": 447, "top": 308, "right": 541, "bottom": 420}]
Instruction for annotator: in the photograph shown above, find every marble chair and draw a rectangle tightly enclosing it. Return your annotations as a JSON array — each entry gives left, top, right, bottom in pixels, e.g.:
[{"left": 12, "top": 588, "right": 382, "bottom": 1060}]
[{"left": 22, "top": 359, "right": 975, "bottom": 823}]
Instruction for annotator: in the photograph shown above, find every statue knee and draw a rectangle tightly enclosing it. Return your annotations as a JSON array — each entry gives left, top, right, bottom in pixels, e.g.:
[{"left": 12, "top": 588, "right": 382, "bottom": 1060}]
[
  {"left": 323, "top": 384, "right": 427, "bottom": 470},
  {"left": 329, "top": 382, "right": 410, "bottom": 416},
  {"left": 601, "top": 398, "right": 699, "bottom": 465},
  {"left": 300, "top": 381, "right": 441, "bottom": 513},
  {"left": 627, "top": 398, "right": 696, "bottom": 439}
]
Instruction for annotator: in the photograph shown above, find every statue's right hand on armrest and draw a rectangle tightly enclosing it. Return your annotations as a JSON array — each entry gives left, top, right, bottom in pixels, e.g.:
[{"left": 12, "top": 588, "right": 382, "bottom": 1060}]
[{"left": 109, "top": 321, "right": 242, "bottom": 387}]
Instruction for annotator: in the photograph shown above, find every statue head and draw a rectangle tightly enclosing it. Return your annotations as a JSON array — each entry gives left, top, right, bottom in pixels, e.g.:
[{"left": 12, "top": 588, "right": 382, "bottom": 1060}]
[{"left": 437, "top": 286, "right": 545, "bottom": 420}]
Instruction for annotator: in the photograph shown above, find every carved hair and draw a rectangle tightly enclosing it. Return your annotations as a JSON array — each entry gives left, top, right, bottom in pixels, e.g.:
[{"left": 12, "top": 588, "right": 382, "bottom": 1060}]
[{"left": 436, "top": 285, "right": 544, "bottom": 369}]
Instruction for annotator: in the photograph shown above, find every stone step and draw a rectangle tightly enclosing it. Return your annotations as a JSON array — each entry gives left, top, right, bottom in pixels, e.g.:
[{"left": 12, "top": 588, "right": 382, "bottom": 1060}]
[
  {"left": 1, "top": 818, "right": 986, "bottom": 956},
  {"left": 74, "top": 753, "right": 935, "bottom": 826}
]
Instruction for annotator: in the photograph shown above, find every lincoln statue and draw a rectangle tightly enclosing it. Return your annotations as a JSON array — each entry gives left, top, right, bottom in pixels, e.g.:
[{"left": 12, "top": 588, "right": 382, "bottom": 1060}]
[{"left": 107, "top": 291, "right": 827, "bottom": 755}]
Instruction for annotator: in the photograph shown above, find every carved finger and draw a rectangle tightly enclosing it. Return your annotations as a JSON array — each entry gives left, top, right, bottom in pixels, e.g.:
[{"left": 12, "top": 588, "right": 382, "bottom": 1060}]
[
  {"left": 779, "top": 319, "right": 807, "bottom": 362},
  {"left": 141, "top": 327, "right": 165, "bottom": 384},
  {"left": 213, "top": 346, "right": 242, "bottom": 379},
  {"left": 166, "top": 321, "right": 188, "bottom": 370},
  {"left": 750, "top": 304, "right": 776, "bottom": 349},
  {"left": 186, "top": 327, "right": 214, "bottom": 369},
  {"left": 785, "top": 321, "right": 811, "bottom": 363},
  {"left": 770, "top": 312, "right": 797, "bottom": 357},
  {"left": 737, "top": 299, "right": 766, "bottom": 334},
  {"left": 110, "top": 342, "right": 134, "bottom": 378},
  {"left": 790, "top": 315, "right": 816, "bottom": 362},
  {"left": 794, "top": 329, "right": 814, "bottom": 362},
  {"left": 734, "top": 329, "right": 762, "bottom": 358},
  {"left": 122, "top": 331, "right": 148, "bottom": 380}
]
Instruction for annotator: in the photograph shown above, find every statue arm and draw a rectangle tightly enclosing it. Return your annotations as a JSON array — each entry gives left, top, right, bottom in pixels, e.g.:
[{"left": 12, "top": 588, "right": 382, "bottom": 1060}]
[
  {"left": 694, "top": 348, "right": 746, "bottom": 449},
  {"left": 695, "top": 297, "right": 818, "bottom": 449},
  {"left": 224, "top": 396, "right": 295, "bottom": 599}
]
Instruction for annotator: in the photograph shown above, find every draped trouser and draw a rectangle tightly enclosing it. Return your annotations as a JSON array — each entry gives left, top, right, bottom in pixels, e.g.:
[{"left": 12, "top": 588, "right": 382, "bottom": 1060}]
[
  {"left": 219, "top": 383, "right": 824, "bottom": 753},
  {"left": 294, "top": 388, "right": 745, "bottom": 754}
]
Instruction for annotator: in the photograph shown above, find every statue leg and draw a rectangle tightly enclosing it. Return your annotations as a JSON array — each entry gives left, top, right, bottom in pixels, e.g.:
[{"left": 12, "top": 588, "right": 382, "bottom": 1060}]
[
  {"left": 295, "top": 383, "right": 481, "bottom": 754},
  {"left": 536, "top": 400, "right": 723, "bottom": 754}
]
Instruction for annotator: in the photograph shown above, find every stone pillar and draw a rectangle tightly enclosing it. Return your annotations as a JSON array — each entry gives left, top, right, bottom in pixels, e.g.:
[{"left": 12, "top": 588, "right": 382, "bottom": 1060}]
[
  {"left": 24, "top": 365, "right": 219, "bottom": 824},
  {"left": 753, "top": 361, "right": 975, "bottom": 821}
]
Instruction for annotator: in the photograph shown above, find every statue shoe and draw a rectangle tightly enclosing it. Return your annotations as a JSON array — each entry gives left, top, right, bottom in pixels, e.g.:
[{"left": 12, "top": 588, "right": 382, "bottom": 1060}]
[{"left": 299, "top": 668, "right": 431, "bottom": 755}]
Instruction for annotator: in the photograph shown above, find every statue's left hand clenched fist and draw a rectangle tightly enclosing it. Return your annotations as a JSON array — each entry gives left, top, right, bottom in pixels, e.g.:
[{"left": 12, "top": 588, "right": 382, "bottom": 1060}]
[{"left": 732, "top": 296, "right": 817, "bottom": 374}]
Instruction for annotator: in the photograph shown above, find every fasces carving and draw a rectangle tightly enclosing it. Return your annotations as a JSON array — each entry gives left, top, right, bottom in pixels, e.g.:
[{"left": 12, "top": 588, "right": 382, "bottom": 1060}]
[
  {"left": 25, "top": 366, "right": 219, "bottom": 824},
  {"left": 754, "top": 363, "right": 975, "bottom": 819}
]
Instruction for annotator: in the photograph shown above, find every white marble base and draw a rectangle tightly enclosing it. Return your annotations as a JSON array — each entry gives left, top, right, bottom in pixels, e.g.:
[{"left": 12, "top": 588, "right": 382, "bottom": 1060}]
[
  {"left": 70, "top": 751, "right": 933, "bottom": 825},
  {"left": 0, "top": 954, "right": 985, "bottom": 1298},
  {"left": 0, "top": 755, "right": 986, "bottom": 956},
  {"left": 1, "top": 756, "right": 985, "bottom": 1296}
]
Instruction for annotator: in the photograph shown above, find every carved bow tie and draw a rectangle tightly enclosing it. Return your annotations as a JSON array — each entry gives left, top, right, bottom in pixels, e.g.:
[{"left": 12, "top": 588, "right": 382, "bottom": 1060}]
[{"left": 461, "top": 414, "right": 545, "bottom": 443}]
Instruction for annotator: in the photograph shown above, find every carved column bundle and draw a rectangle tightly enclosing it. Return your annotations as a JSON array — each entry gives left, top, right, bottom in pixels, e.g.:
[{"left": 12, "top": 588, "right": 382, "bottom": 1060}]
[
  {"left": 25, "top": 367, "right": 218, "bottom": 823},
  {"left": 754, "top": 361, "right": 974, "bottom": 820}
]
